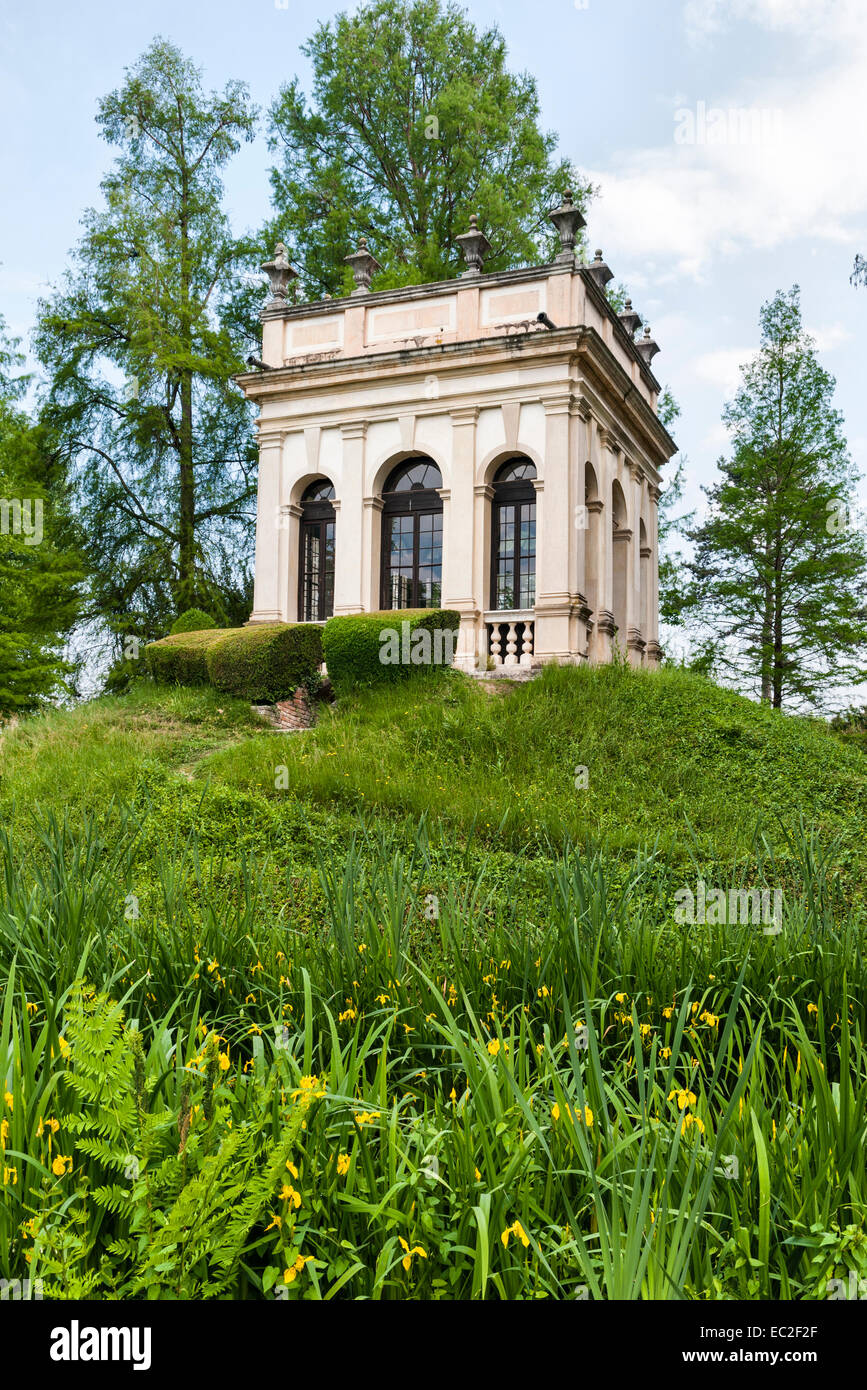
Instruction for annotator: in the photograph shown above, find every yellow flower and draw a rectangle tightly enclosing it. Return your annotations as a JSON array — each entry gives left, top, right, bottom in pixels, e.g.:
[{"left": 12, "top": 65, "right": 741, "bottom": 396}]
[
  {"left": 336, "top": 1153, "right": 351, "bottom": 1176},
  {"left": 487, "top": 1039, "right": 501, "bottom": 1056},
  {"left": 398, "top": 1236, "right": 428, "bottom": 1272},
  {"left": 551, "top": 1103, "right": 561, "bottom": 1121},
  {"left": 662, "top": 1007, "right": 674, "bottom": 1021},
  {"left": 0, "top": 1119, "right": 7, "bottom": 1147},
  {"left": 700, "top": 1011, "right": 719, "bottom": 1027},
  {"left": 52, "top": 1155, "right": 72, "bottom": 1177},
  {"left": 474, "top": 1166, "right": 481, "bottom": 1182},
  {"left": 279, "top": 1183, "right": 302, "bottom": 1209},
  {"left": 58, "top": 1036, "right": 70, "bottom": 1058},
  {"left": 669, "top": 1088, "right": 696, "bottom": 1111},
  {"left": 501, "top": 1220, "right": 530, "bottom": 1249},
  {"left": 681, "top": 1113, "right": 705, "bottom": 1134},
  {"left": 3, "top": 1165, "right": 18, "bottom": 1185},
  {"left": 2, "top": 1091, "right": 13, "bottom": 1111},
  {"left": 285, "top": 1161, "right": 299, "bottom": 1179},
  {"left": 265, "top": 1213, "right": 282, "bottom": 1232},
  {"left": 615, "top": 992, "right": 628, "bottom": 1004},
  {"left": 807, "top": 1003, "right": 818, "bottom": 1016},
  {"left": 218, "top": 1051, "right": 230, "bottom": 1071}
]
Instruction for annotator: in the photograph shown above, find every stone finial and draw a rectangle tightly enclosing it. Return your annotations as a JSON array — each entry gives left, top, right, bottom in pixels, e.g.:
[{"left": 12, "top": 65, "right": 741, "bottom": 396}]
[
  {"left": 585, "top": 248, "right": 614, "bottom": 289},
  {"left": 635, "top": 324, "right": 660, "bottom": 364},
  {"left": 455, "top": 214, "right": 491, "bottom": 276},
  {"left": 548, "top": 188, "right": 585, "bottom": 264},
  {"left": 344, "top": 237, "right": 382, "bottom": 295},
  {"left": 261, "top": 242, "right": 298, "bottom": 303},
  {"left": 618, "top": 298, "right": 642, "bottom": 337}
]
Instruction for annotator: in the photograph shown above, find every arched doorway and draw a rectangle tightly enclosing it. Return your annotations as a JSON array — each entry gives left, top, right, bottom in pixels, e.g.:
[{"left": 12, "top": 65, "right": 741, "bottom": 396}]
[
  {"left": 490, "top": 457, "right": 537, "bottom": 611},
  {"left": 380, "top": 458, "right": 443, "bottom": 609},
  {"left": 299, "top": 478, "right": 336, "bottom": 621}
]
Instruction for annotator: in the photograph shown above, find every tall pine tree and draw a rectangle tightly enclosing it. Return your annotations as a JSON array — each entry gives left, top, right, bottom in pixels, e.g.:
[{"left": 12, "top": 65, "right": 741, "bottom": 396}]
[
  {"left": 688, "top": 287, "right": 867, "bottom": 710},
  {"left": 35, "top": 39, "right": 259, "bottom": 655}
]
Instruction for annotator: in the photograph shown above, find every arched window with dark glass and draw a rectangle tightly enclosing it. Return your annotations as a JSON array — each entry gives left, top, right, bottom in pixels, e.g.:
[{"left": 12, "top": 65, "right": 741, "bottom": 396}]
[
  {"left": 380, "top": 458, "right": 443, "bottom": 609},
  {"left": 491, "top": 458, "right": 537, "bottom": 610},
  {"left": 299, "top": 479, "right": 336, "bottom": 621}
]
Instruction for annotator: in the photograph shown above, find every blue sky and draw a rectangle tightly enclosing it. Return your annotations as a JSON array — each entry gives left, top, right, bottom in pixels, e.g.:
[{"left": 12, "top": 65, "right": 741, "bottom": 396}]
[{"left": 2, "top": 0, "right": 865, "bottom": 574}]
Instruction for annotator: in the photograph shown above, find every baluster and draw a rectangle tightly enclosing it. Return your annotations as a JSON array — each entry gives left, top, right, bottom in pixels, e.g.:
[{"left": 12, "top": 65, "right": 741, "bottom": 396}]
[
  {"left": 504, "top": 622, "right": 518, "bottom": 666},
  {"left": 519, "top": 620, "right": 534, "bottom": 668},
  {"left": 489, "top": 624, "right": 502, "bottom": 667}
]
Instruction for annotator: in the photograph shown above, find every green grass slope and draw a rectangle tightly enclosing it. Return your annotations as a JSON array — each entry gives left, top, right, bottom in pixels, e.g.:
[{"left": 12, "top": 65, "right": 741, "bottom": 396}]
[{"left": 2, "top": 665, "right": 866, "bottom": 1301}]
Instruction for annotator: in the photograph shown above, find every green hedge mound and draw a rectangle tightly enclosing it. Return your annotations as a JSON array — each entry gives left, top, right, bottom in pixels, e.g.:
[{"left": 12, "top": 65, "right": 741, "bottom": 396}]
[
  {"left": 206, "top": 624, "right": 323, "bottom": 702},
  {"left": 323, "top": 609, "right": 460, "bottom": 694},
  {"left": 143, "top": 628, "right": 229, "bottom": 686},
  {"left": 170, "top": 607, "right": 217, "bottom": 635}
]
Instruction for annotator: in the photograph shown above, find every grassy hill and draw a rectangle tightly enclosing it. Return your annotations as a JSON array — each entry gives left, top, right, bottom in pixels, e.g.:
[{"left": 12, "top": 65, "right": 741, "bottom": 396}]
[{"left": 1, "top": 665, "right": 866, "bottom": 1300}]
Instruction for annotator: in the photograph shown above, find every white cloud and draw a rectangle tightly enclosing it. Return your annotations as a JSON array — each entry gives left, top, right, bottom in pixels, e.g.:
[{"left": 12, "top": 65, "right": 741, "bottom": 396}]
[
  {"left": 807, "top": 323, "right": 853, "bottom": 353},
  {"left": 691, "top": 347, "right": 754, "bottom": 393},
  {"left": 587, "top": 0, "right": 867, "bottom": 279}
]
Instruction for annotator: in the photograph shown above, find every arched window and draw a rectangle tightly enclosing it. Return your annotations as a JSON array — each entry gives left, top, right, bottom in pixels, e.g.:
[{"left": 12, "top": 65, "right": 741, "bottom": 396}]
[
  {"left": 299, "top": 479, "right": 336, "bottom": 621},
  {"left": 491, "top": 458, "right": 537, "bottom": 610},
  {"left": 380, "top": 458, "right": 443, "bottom": 609}
]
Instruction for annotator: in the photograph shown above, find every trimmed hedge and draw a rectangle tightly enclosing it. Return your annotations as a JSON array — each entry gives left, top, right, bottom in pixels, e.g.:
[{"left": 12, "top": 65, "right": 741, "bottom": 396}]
[
  {"left": 144, "top": 628, "right": 229, "bottom": 686},
  {"left": 323, "top": 609, "right": 460, "bottom": 694},
  {"left": 170, "top": 607, "right": 217, "bottom": 636},
  {"left": 205, "top": 624, "right": 323, "bottom": 702}
]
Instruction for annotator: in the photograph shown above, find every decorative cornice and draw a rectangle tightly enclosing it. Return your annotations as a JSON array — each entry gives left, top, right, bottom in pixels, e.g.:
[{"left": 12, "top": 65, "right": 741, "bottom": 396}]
[
  {"left": 474, "top": 483, "right": 495, "bottom": 500},
  {"left": 362, "top": 495, "right": 384, "bottom": 512},
  {"left": 450, "top": 406, "right": 480, "bottom": 426},
  {"left": 341, "top": 421, "right": 368, "bottom": 441}
]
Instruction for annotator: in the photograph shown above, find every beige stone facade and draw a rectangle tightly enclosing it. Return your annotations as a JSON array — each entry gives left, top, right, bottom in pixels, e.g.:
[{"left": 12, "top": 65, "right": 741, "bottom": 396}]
[{"left": 238, "top": 239, "right": 677, "bottom": 672}]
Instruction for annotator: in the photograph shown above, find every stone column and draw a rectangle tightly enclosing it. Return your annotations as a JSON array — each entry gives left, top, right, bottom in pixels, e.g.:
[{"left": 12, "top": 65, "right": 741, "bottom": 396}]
[
  {"left": 593, "top": 424, "right": 616, "bottom": 661},
  {"left": 572, "top": 396, "right": 593, "bottom": 658},
  {"left": 283, "top": 501, "right": 302, "bottom": 621},
  {"left": 534, "top": 394, "right": 572, "bottom": 662},
  {"left": 249, "top": 429, "right": 285, "bottom": 623},
  {"left": 646, "top": 483, "right": 662, "bottom": 666},
  {"left": 626, "top": 460, "right": 647, "bottom": 666},
  {"left": 334, "top": 422, "right": 366, "bottom": 615},
  {"left": 444, "top": 406, "right": 479, "bottom": 668},
  {"left": 361, "top": 495, "right": 383, "bottom": 612},
  {"left": 472, "top": 482, "right": 494, "bottom": 669}
]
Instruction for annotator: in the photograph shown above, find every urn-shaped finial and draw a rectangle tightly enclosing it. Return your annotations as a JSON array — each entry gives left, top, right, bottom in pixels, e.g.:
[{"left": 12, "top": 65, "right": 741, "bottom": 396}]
[
  {"left": 261, "top": 242, "right": 298, "bottom": 303},
  {"left": 344, "top": 236, "right": 382, "bottom": 295},
  {"left": 455, "top": 214, "right": 491, "bottom": 277},
  {"left": 548, "top": 189, "right": 585, "bottom": 264}
]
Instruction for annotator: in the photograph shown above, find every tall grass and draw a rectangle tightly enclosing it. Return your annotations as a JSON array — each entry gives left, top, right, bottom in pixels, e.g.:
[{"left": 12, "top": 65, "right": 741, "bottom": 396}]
[{"left": 1, "top": 810, "right": 865, "bottom": 1299}]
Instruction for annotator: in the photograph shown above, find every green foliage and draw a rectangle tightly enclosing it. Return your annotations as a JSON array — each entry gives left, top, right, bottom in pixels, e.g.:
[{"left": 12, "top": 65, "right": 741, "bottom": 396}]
[
  {"left": 144, "top": 628, "right": 229, "bottom": 686},
  {"left": 0, "top": 315, "right": 84, "bottom": 714},
  {"left": 33, "top": 38, "right": 259, "bottom": 659},
  {"left": 323, "top": 609, "right": 460, "bottom": 695},
  {"left": 205, "top": 623, "right": 323, "bottom": 702},
  {"left": 265, "top": 0, "right": 593, "bottom": 297},
  {"left": 686, "top": 286, "right": 867, "bottom": 711},
  {"left": 170, "top": 607, "right": 218, "bottom": 636}
]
